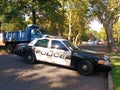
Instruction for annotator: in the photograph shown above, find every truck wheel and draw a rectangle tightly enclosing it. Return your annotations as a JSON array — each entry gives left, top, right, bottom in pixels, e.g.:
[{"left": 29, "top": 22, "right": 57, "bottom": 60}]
[
  {"left": 24, "top": 53, "right": 36, "bottom": 64},
  {"left": 6, "top": 44, "right": 13, "bottom": 53},
  {"left": 77, "top": 60, "right": 94, "bottom": 75}
]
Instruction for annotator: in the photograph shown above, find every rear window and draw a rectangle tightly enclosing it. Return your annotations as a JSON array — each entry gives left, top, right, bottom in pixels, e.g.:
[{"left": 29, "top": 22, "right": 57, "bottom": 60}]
[{"left": 35, "top": 39, "right": 49, "bottom": 48}]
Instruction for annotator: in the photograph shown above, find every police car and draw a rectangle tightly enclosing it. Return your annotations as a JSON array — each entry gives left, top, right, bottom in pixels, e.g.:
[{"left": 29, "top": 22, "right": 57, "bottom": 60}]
[{"left": 14, "top": 36, "right": 112, "bottom": 75}]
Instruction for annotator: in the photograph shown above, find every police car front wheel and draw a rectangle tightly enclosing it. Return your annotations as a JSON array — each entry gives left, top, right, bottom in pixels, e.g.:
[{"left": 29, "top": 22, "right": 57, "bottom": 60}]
[
  {"left": 77, "top": 60, "right": 94, "bottom": 75},
  {"left": 24, "top": 53, "right": 36, "bottom": 64}
]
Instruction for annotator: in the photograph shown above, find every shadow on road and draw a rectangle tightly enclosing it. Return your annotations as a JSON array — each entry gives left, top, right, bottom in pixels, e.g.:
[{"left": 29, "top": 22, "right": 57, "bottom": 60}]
[{"left": 0, "top": 54, "right": 108, "bottom": 90}]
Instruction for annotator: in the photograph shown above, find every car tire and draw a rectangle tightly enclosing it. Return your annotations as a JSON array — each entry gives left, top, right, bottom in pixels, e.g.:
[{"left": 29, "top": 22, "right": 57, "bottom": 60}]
[
  {"left": 24, "top": 52, "right": 36, "bottom": 64},
  {"left": 77, "top": 60, "right": 94, "bottom": 75},
  {"left": 6, "top": 44, "right": 13, "bottom": 53}
]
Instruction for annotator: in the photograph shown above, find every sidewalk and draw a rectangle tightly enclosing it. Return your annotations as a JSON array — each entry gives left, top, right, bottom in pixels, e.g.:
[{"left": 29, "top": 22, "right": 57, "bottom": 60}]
[{"left": 108, "top": 71, "right": 114, "bottom": 90}]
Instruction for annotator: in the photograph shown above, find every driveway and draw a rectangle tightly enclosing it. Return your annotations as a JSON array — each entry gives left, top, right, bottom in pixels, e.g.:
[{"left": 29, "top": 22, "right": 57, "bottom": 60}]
[{"left": 0, "top": 53, "right": 108, "bottom": 90}]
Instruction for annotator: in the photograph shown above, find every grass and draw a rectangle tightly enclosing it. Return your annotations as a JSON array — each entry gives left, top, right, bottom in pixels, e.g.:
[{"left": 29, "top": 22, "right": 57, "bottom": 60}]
[{"left": 110, "top": 54, "right": 120, "bottom": 90}]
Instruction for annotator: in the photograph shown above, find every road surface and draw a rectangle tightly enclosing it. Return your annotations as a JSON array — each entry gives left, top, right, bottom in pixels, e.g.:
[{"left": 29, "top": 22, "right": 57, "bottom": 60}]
[{"left": 0, "top": 53, "right": 108, "bottom": 90}]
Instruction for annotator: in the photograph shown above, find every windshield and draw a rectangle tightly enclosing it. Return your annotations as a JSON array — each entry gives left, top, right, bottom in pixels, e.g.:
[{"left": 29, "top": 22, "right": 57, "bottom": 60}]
[
  {"left": 31, "top": 29, "right": 47, "bottom": 35},
  {"left": 29, "top": 25, "right": 47, "bottom": 35},
  {"left": 63, "top": 41, "right": 77, "bottom": 51}
]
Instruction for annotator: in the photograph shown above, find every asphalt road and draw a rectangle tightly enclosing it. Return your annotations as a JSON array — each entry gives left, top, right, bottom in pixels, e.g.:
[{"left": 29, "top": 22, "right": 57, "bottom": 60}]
[{"left": 0, "top": 53, "right": 108, "bottom": 90}]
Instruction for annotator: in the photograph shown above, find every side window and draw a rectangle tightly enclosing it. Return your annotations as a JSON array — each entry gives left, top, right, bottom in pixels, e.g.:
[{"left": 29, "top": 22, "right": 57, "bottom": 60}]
[
  {"left": 51, "top": 40, "right": 68, "bottom": 51},
  {"left": 35, "top": 39, "right": 49, "bottom": 48}
]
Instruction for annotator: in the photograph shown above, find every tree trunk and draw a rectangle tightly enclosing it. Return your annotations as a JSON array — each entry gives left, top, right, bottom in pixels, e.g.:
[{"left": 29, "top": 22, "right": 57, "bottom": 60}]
[
  {"left": 104, "top": 23, "right": 115, "bottom": 52},
  {"left": 68, "top": 19, "right": 72, "bottom": 40},
  {"left": 74, "top": 33, "right": 80, "bottom": 45},
  {"left": 68, "top": 10, "right": 72, "bottom": 41},
  {"left": 58, "top": 24, "right": 63, "bottom": 36},
  {"left": 67, "top": 1, "right": 72, "bottom": 41},
  {"left": 32, "top": 0, "right": 36, "bottom": 24},
  {"left": 32, "top": 10, "right": 36, "bottom": 25}
]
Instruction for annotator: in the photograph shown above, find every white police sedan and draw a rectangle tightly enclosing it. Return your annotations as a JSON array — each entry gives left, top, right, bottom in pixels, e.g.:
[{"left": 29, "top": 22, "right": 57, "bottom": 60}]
[{"left": 14, "top": 36, "right": 112, "bottom": 75}]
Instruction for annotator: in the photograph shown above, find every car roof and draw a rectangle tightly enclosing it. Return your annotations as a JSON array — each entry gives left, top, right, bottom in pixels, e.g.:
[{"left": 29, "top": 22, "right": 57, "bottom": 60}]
[
  {"left": 39, "top": 35, "right": 68, "bottom": 41},
  {"left": 28, "top": 36, "right": 68, "bottom": 46}
]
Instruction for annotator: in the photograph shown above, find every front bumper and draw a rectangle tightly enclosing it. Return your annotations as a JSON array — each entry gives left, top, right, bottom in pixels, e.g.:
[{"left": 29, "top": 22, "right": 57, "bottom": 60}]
[
  {"left": 13, "top": 49, "right": 25, "bottom": 57},
  {"left": 96, "top": 55, "right": 114, "bottom": 72},
  {"left": 96, "top": 63, "right": 113, "bottom": 72}
]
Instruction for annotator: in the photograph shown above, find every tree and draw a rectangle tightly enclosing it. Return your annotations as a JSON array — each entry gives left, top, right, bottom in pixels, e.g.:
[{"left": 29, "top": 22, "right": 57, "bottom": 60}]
[
  {"left": 0, "top": 0, "right": 61, "bottom": 31},
  {"left": 81, "top": 29, "right": 91, "bottom": 41},
  {"left": 40, "top": 0, "right": 64, "bottom": 35},
  {"left": 113, "top": 21, "right": 120, "bottom": 43},
  {"left": 98, "top": 28, "right": 107, "bottom": 41},
  {"left": 64, "top": 0, "right": 89, "bottom": 44},
  {"left": 0, "top": 0, "right": 90, "bottom": 45},
  {"left": 0, "top": 0, "right": 27, "bottom": 31},
  {"left": 89, "top": 0, "right": 120, "bottom": 51}
]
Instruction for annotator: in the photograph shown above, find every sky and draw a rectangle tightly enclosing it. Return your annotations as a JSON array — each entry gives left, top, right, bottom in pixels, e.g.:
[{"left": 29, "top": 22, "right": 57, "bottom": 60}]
[{"left": 89, "top": 20, "right": 103, "bottom": 32}]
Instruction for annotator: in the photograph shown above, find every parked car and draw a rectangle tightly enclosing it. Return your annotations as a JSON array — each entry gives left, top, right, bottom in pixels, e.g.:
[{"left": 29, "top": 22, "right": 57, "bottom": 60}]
[
  {"left": 96, "top": 39, "right": 105, "bottom": 45},
  {"left": 14, "top": 36, "right": 113, "bottom": 75}
]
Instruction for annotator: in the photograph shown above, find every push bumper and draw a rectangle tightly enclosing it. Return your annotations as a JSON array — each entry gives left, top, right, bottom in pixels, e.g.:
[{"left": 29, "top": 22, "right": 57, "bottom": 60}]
[{"left": 97, "top": 63, "right": 114, "bottom": 72}]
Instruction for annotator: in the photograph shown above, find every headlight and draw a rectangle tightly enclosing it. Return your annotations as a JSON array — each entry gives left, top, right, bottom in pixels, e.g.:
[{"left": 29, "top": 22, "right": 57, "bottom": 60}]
[
  {"left": 98, "top": 60, "right": 105, "bottom": 64},
  {"left": 98, "top": 60, "right": 110, "bottom": 65}
]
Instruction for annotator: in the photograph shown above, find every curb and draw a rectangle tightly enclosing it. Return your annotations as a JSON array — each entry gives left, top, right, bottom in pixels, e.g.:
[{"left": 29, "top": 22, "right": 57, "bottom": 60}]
[{"left": 108, "top": 71, "right": 114, "bottom": 90}]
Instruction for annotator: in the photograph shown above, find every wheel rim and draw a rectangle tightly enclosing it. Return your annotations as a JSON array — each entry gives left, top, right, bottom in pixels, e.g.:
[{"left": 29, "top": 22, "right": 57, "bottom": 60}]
[
  {"left": 81, "top": 65, "right": 88, "bottom": 71},
  {"left": 25, "top": 53, "right": 35, "bottom": 64},
  {"left": 77, "top": 60, "right": 94, "bottom": 75},
  {"left": 27, "top": 55, "right": 32, "bottom": 60}
]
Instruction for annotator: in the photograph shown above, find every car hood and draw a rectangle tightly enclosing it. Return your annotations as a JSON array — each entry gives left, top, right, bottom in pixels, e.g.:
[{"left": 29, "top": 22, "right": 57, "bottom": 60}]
[
  {"left": 81, "top": 49, "right": 105, "bottom": 56},
  {"left": 72, "top": 49, "right": 105, "bottom": 59}
]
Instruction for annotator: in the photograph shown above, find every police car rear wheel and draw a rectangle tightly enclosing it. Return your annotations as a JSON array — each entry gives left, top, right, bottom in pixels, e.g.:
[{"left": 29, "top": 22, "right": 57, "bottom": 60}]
[
  {"left": 24, "top": 53, "right": 36, "bottom": 64},
  {"left": 77, "top": 60, "right": 94, "bottom": 75}
]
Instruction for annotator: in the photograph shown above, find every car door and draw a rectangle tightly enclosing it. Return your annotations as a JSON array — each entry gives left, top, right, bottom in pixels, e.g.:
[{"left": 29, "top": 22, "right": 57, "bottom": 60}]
[
  {"left": 49, "top": 40, "right": 71, "bottom": 66},
  {"left": 33, "top": 39, "right": 50, "bottom": 62}
]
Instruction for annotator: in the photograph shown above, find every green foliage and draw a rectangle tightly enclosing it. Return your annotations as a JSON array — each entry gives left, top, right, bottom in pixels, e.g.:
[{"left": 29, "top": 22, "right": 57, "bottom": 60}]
[
  {"left": 0, "top": 49, "right": 6, "bottom": 54},
  {"left": 81, "top": 30, "right": 89, "bottom": 41},
  {"left": 113, "top": 21, "right": 120, "bottom": 32},
  {"left": 89, "top": 0, "right": 120, "bottom": 51},
  {"left": 0, "top": 0, "right": 27, "bottom": 31},
  {"left": 89, "top": 0, "right": 120, "bottom": 23},
  {"left": 113, "top": 21, "right": 120, "bottom": 43},
  {"left": 95, "top": 21, "right": 120, "bottom": 42},
  {"left": 62, "top": 0, "right": 89, "bottom": 44},
  {"left": 97, "top": 28, "right": 107, "bottom": 41},
  {"left": 0, "top": 0, "right": 8, "bottom": 14},
  {"left": 0, "top": 0, "right": 92, "bottom": 45}
]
